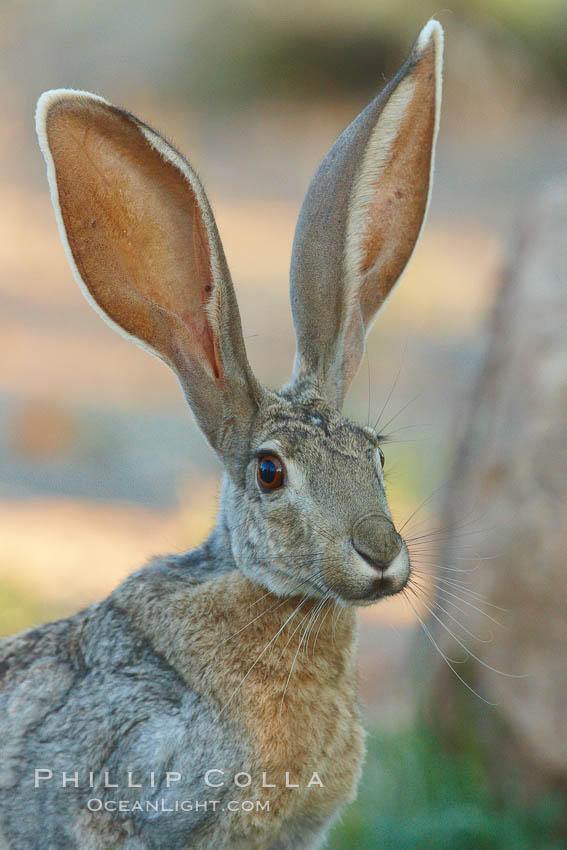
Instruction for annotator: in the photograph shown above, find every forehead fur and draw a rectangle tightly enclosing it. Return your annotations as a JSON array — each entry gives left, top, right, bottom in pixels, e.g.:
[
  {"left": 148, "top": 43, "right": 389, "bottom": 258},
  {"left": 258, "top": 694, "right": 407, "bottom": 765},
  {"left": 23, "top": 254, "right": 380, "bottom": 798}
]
[{"left": 254, "top": 388, "right": 379, "bottom": 460}]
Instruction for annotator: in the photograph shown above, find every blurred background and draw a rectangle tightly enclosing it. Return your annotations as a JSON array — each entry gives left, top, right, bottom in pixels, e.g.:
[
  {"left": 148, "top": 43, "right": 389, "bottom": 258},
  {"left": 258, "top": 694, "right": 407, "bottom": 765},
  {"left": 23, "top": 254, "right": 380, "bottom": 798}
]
[{"left": 1, "top": 1, "right": 566, "bottom": 847}]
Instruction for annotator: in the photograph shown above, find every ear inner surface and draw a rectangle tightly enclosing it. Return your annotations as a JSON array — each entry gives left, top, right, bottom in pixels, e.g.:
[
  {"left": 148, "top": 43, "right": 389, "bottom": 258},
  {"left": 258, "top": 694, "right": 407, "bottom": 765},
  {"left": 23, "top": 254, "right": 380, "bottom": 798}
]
[
  {"left": 44, "top": 98, "right": 221, "bottom": 380},
  {"left": 347, "top": 39, "right": 437, "bottom": 329}
]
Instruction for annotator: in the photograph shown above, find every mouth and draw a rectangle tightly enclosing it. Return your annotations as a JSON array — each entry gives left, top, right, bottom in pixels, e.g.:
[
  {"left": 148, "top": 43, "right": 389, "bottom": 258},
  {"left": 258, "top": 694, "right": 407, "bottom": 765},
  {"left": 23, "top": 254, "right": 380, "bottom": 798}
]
[
  {"left": 346, "top": 545, "right": 411, "bottom": 605},
  {"left": 366, "top": 569, "right": 409, "bottom": 600}
]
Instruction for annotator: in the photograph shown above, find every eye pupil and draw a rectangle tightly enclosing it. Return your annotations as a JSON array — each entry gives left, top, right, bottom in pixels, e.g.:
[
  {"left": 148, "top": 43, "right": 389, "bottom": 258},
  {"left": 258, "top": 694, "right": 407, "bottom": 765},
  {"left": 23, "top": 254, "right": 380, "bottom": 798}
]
[
  {"left": 257, "top": 454, "right": 284, "bottom": 489},
  {"left": 379, "top": 448, "right": 385, "bottom": 468},
  {"left": 259, "top": 459, "right": 277, "bottom": 484}
]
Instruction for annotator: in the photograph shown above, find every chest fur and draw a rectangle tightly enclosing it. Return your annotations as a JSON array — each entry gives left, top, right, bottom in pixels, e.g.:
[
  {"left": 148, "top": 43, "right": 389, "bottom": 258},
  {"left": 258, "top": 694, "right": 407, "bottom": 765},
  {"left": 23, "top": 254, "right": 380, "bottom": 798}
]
[
  {"left": 187, "top": 575, "right": 364, "bottom": 837},
  {"left": 124, "top": 571, "right": 365, "bottom": 846}
]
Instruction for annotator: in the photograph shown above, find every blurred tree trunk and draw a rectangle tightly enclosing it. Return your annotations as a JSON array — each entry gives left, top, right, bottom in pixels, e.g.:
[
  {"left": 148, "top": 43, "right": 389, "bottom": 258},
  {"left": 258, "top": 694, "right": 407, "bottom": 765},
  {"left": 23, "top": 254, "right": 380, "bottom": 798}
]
[{"left": 426, "top": 179, "right": 567, "bottom": 810}]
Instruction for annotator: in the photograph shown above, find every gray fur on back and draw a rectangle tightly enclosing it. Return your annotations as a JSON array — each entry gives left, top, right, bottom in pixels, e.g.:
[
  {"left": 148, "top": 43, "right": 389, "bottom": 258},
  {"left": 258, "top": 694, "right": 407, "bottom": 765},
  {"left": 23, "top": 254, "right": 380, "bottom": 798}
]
[{"left": 0, "top": 545, "right": 248, "bottom": 849}]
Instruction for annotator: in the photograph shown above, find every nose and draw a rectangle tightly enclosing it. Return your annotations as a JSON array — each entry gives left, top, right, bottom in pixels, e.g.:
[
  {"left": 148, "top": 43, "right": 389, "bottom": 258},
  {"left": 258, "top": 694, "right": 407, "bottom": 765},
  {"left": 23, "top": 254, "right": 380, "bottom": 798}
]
[{"left": 352, "top": 514, "right": 402, "bottom": 572}]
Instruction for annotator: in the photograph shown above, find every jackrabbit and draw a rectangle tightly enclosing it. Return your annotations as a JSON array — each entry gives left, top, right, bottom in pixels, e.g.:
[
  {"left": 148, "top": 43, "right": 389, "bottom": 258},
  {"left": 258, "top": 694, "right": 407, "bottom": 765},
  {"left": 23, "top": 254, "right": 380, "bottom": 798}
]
[{"left": 0, "top": 19, "right": 443, "bottom": 850}]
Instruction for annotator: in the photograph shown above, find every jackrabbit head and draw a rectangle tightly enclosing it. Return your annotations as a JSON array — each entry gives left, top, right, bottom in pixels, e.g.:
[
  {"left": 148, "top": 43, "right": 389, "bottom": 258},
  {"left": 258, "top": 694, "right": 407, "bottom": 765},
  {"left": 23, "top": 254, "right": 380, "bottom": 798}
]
[{"left": 36, "top": 21, "right": 443, "bottom": 607}]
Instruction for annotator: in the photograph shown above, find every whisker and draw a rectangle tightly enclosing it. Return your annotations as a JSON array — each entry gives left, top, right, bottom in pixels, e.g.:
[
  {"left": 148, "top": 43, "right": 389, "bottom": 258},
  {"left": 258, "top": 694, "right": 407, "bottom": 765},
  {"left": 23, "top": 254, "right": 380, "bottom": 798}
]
[
  {"left": 399, "top": 483, "right": 448, "bottom": 534},
  {"left": 406, "top": 583, "right": 470, "bottom": 664},
  {"left": 409, "top": 559, "right": 486, "bottom": 574},
  {"left": 216, "top": 596, "right": 309, "bottom": 720},
  {"left": 404, "top": 508, "right": 493, "bottom": 544},
  {"left": 417, "top": 579, "right": 508, "bottom": 628},
  {"left": 379, "top": 392, "right": 421, "bottom": 435},
  {"left": 411, "top": 565, "right": 487, "bottom": 591},
  {"left": 408, "top": 580, "right": 494, "bottom": 644},
  {"left": 422, "top": 573, "right": 497, "bottom": 600},
  {"left": 403, "top": 589, "right": 498, "bottom": 705},
  {"left": 312, "top": 597, "right": 335, "bottom": 656},
  {"left": 279, "top": 601, "right": 323, "bottom": 716},
  {"left": 332, "top": 603, "right": 347, "bottom": 645},
  {"left": 366, "top": 348, "right": 371, "bottom": 427},
  {"left": 248, "top": 588, "right": 277, "bottom": 608},
  {"left": 219, "top": 597, "right": 287, "bottom": 646},
  {"left": 302, "top": 595, "right": 329, "bottom": 657},
  {"left": 277, "top": 604, "right": 314, "bottom": 661},
  {"left": 413, "top": 571, "right": 509, "bottom": 612},
  {"left": 409, "top": 586, "right": 525, "bottom": 679},
  {"left": 373, "top": 344, "right": 406, "bottom": 432}
]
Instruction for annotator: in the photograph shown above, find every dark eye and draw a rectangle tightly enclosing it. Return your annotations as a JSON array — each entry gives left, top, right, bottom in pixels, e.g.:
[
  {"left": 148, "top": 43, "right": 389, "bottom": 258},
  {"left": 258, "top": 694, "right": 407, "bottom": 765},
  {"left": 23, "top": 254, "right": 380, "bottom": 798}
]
[
  {"left": 257, "top": 454, "right": 285, "bottom": 490},
  {"left": 378, "top": 447, "right": 385, "bottom": 468}
]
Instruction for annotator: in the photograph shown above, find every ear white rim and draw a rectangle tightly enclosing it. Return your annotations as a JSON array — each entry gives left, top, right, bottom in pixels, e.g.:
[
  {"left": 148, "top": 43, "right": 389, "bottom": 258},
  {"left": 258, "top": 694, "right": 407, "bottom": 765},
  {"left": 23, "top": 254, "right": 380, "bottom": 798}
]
[
  {"left": 416, "top": 19, "right": 444, "bottom": 225},
  {"left": 35, "top": 89, "right": 168, "bottom": 366}
]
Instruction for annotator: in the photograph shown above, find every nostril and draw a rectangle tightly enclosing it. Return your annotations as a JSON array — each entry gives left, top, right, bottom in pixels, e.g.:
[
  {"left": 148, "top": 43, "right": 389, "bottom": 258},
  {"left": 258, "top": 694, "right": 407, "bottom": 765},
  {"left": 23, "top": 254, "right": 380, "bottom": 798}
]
[{"left": 353, "top": 545, "right": 391, "bottom": 573}]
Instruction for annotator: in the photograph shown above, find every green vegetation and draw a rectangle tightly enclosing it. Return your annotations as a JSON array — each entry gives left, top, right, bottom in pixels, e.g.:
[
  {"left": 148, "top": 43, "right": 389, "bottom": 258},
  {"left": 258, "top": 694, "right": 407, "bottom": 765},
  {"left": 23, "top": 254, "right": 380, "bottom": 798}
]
[
  {"left": 327, "top": 726, "right": 563, "bottom": 850},
  {"left": 171, "top": 0, "right": 567, "bottom": 102}
]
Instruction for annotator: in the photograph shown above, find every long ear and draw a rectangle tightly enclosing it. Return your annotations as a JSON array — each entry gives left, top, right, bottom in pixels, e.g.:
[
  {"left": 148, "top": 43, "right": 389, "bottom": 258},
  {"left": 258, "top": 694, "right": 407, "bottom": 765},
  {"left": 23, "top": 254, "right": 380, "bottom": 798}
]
[
  {"left": 36, "top": 90, "right": 262, "bottom": 454},
  {"left": 289, "top": 20, "right": 443, "bottom": 407}
]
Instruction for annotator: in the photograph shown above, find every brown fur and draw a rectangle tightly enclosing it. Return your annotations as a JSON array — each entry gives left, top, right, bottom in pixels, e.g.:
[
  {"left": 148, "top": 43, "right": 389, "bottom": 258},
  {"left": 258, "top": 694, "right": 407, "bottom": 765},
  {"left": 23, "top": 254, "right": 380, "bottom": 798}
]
[{"left": 115, "top": 570, "right": 364, "bottom": 846}]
